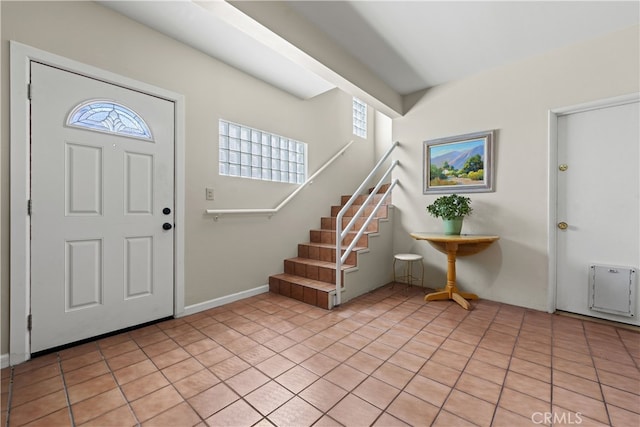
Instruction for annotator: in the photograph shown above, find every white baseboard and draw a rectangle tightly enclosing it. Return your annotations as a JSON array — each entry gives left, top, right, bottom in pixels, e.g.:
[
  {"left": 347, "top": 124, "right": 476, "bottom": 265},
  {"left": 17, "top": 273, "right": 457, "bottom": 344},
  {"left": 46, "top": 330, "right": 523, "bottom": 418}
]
[
  {"left": 180, "top": 284, "right": 269, "bottom": 317},
  {"left": 1, "top": 353, "right": 9, "bottom": 369}
]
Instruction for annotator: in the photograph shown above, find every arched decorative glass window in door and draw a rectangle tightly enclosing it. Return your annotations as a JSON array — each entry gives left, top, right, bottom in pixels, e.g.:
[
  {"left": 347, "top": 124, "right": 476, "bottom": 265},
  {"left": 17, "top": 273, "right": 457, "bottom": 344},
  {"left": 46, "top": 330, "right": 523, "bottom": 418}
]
[{"left": 67, "top": 99, "right": 153, "bottom": 141}]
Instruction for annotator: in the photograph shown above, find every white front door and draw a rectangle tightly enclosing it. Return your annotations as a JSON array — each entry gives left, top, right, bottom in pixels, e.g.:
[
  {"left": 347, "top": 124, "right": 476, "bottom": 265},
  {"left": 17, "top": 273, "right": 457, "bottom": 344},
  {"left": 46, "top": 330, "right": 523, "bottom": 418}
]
[
  {"left": 30, "top": 62, "right": 175, "bottom": 352},
  {"left": 555, "top": 100, "right": 639, "bottom": 325}
]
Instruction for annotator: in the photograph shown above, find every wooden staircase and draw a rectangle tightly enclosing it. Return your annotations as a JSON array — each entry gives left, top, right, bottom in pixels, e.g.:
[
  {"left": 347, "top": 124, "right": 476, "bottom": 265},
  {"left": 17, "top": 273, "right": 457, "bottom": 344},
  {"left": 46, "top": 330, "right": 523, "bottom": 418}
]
[{"left": 268, "top": 186, "right": 391, "bottom": 309}]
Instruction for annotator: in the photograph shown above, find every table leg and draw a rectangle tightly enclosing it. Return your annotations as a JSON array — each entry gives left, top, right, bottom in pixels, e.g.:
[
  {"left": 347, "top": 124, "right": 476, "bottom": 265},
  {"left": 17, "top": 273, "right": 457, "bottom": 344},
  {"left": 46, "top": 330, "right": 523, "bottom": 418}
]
[
  {"left": 424, "top": 290, "right": 450, "bottom": 301},
  {"left": 451, "top": 292, "right": 471, "bottom": 310},
  {"left": 424, "top": 242, "right": 477, "bottom": 310},
  {"left": 458, "top": 291, "right": 478, "bottom": 300}
]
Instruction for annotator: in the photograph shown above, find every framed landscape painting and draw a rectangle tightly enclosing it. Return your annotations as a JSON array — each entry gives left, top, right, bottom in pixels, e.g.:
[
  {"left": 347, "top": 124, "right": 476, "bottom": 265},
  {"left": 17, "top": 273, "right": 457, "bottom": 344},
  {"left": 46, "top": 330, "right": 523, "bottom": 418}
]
[{"left": 423, "top": 130, "right": 495, "bottom": 194}]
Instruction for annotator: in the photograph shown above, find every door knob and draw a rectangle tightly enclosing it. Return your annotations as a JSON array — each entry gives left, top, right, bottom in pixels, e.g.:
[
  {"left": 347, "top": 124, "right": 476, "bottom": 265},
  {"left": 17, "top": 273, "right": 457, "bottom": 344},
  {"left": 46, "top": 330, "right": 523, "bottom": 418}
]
[
  {"left": 162, "top": 223, "right": 173, "bottom": 230},
  {"left": 557, "top": 222, "right": 568, "bottom": 230},
  {"left": 163, "top": 207, "right": 171, "bottom": 215}
]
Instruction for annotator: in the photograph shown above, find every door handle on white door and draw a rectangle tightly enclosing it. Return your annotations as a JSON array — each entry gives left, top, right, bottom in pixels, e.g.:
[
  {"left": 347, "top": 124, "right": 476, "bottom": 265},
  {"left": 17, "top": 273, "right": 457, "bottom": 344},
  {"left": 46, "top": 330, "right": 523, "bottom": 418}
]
[
  {"left": 162, "top": 223, "right": 173, "bottom": 230},
  {"left": 557, "top": 222, "right": 568, "bottom": 230}
]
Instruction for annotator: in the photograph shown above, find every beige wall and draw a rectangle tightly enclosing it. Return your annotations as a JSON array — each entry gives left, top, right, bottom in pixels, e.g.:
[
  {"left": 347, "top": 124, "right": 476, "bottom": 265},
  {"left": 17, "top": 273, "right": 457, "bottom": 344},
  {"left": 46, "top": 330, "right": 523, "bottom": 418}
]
[
  {"left": 1, "top": 1, "right": 375, "bottom": 356},
  {"left": 392, "top": 25, "right": 640, "bottom": 310}
]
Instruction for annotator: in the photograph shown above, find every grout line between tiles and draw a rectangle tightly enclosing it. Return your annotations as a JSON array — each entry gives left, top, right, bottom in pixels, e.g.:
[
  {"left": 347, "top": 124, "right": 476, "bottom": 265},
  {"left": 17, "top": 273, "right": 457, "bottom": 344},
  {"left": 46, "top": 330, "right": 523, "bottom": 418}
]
[
  {"left": 57, "top": 354, "right": 77, "bottom": 427},
  {"left": 304, "top": 296, "right": 450, "bottom": 425},
  {"left": 487, "top": 304, "right": 527, "bottom": 427},
  {"left": 615, "top": 327, "right": 640, "bottom": 372},
  {"left": 581, "top": 319, "right": 613, "bottom": 426},
  {"left": 237, "top": 301, "right": 378, "bottom": 425},
  {"left": 3, "top": 367, "right": 14, "bottom": 427},
  {"left": 326, "top": 325, "right": 397, "bottom": 421},
  {"left": 138, "top": 332, "right": 207, "bottom": 425},
  {"left": 370, "top": 304, "right": 459, "bottom": 426},
  {"left": 98, "top": 341, "right": 142, "bottom": 427}
]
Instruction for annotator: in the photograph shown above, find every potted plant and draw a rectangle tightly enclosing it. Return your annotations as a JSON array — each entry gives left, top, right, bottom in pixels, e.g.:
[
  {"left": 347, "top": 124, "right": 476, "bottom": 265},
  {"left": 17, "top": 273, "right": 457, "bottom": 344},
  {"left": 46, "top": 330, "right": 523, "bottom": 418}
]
[{"left": 426, "top": 194, "right": 473, "bottom": 235}]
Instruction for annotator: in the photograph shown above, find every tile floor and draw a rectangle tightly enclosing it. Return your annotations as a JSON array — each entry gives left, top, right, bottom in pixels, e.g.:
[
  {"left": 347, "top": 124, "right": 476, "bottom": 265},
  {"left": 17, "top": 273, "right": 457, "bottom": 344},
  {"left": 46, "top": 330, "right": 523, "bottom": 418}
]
[{"left": 2, "top": 284, "right": 639, "bottom": 426}]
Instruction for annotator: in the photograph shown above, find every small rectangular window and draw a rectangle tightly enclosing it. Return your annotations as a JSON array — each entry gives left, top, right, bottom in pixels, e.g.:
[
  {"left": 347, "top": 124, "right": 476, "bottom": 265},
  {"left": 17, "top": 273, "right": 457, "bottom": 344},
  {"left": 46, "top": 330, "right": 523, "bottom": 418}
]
[
  {"left": 353, "top": 97, "right": 367, "bottom": 139},
  {"left": 219, "top": 120, "right": 307, "bottom": 184}
]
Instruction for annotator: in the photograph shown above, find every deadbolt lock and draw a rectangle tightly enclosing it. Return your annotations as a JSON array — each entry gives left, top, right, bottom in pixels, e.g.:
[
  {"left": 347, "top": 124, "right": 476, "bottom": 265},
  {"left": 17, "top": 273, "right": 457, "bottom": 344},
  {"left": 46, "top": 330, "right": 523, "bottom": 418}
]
[
  {"left": 557, "top": 222, "right": 568, "bottom": 230},
  {"left": 559, "top": 164, "right": 568, "bottom": 171}
]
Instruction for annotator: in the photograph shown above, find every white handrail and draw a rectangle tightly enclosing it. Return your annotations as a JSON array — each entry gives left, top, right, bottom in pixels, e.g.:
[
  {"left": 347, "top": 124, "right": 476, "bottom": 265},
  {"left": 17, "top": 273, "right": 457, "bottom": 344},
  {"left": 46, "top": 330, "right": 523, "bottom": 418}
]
[
  {"left": 335, "top": 141, "right": 400, "bottom": 306},
  {"left": 341, "top": 169, "right": 398, "bottom": 260},
  {"left": 206, "top": 140, "right": 355, "bottom": 220}
]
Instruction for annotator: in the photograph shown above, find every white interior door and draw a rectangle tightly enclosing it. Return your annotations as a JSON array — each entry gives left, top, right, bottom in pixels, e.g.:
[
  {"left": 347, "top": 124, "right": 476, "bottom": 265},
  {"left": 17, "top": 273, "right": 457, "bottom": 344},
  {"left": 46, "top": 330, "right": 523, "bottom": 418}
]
[
  {"left": 556, "top": 100, "right": 639, "bottom": 325},
  {"left": 30, "top": 62, "right": 175, "bottom": 352}
]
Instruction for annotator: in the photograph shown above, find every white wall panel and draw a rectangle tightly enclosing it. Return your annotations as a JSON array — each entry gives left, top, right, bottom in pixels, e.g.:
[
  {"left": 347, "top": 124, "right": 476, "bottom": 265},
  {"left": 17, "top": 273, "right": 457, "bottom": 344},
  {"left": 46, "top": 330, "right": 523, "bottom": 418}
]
[
  {"left": 65, "top": 239, "right": 103, "bottom": 310},
  {"left": 65, "top": 142, "right": 103, "bottom": 216},
  {"left": 125, "top": 152, "right": 153, "bottom": 215},
  {"left": 124, "top": 236, "right": 153, "bottom": 299}
]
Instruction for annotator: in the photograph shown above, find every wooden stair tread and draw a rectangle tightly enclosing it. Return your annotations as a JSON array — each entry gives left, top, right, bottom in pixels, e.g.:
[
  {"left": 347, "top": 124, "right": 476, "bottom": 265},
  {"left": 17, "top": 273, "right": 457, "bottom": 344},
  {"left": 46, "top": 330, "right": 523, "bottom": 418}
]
[
  {"left": 330, "top": 207, "right": 389, "bottom": 214},
  {"left": 321, "top": 215, "right": 381, "bottom": 219},
  {"left": 329, "top": 206, "right": 389, "bottom": 219},
  {"left": 271, "top": 273, "right": 337, "bottom": 292},
  {"left": 286, "top": 257, "right": 355, "bottom": 270},
  {"left": 341, "top": 191, "right": 390, "bottom": 204},
  {"left": 300, "top": 242, "right": 367, "bottom": 252},
  {"left": 319, "top": 219, "right": 379, "bottom": 234},
  {"left": 310, "top": 228, "right": 373, "bottom": 236},
  {"left": 370, "top": 183, "right": 391, "bottom": 193}
]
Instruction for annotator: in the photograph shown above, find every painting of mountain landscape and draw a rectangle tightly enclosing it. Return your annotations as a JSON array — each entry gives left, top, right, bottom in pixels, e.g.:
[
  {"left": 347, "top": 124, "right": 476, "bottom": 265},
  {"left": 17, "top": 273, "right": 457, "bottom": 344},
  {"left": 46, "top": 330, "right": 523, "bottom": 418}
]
[{"left": 424, "top": 130, "right": 494, "bottom": 193}]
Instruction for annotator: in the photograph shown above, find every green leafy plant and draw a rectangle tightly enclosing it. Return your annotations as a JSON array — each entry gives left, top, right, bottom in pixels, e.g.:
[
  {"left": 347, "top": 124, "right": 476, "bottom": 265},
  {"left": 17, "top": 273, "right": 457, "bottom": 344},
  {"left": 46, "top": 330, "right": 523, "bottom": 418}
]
[{"left": 426, "top": 194, "right": 473, "bottom": 220}]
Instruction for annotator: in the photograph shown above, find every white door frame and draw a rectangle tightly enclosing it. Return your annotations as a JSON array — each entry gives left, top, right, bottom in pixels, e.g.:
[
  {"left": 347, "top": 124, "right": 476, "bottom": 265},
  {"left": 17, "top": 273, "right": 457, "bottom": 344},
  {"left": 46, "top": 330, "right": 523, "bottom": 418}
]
[
  {"left": 10, "top": 41, "right": 186, "bottom": 365},
  {"left": 546, "top": 92, "right": 640, "bottom": 314}
]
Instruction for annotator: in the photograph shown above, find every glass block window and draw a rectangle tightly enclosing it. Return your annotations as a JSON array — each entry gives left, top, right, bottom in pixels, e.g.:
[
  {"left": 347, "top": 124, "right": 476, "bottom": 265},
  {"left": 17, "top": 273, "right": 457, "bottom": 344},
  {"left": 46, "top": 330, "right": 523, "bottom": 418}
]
[
  {"left": 353, "top": 97, "right": 367, "bottom": 139},
  {"left": 67, "top": 100, "right": 153, "bottom": 140},
  {"left": 218, "top": 120, "right": 307, "bottom": 184}
]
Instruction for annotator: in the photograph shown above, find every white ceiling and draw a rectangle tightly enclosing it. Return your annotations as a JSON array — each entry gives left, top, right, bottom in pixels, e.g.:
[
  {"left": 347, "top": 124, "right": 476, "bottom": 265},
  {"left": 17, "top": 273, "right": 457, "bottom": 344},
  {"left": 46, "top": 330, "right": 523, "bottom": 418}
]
[
  {"left": 289, "top": 1, "right": 640, "bottom": 95},
  {"left": 99, "top": 0, "right": 336, "bottom": 99},
  {"left": 101, "top": 1, "right": 639, "bottom": 114}
]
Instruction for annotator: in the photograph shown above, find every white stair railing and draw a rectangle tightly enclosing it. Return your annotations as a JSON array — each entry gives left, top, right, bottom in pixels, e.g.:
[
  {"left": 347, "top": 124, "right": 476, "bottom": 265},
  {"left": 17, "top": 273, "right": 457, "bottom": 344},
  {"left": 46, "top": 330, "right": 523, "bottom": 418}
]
[
  {"left": 205, "top": 140, "right": 354, "bottom": 220},
  {"left": 335, "top": 141, "right": 400, "bottom": 306}
]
